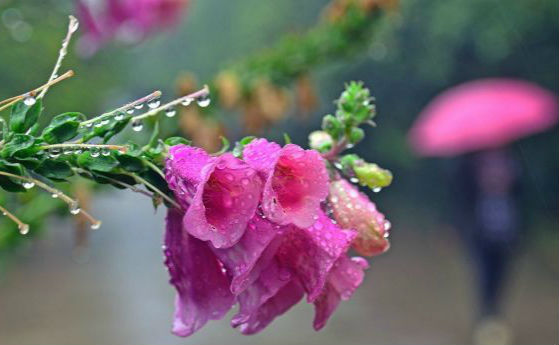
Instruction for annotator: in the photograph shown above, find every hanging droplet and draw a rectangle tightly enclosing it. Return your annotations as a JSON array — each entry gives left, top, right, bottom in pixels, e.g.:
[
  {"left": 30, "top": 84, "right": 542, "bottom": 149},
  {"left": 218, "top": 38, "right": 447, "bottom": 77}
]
[
  {"left": 114, "top": 112, "right": 125, "bottom": 121},
  {"left": 48, "top": 148, "right": 61, "bottom": 158},
  {"left": 147, "top": 98, "right": 161, "bottom": 109},
  {"left": 63, "top": 148, "right": 73, "bottom": 155},
  {"left": 84, "top": 122, "right": 93, "bottom": 128},
  {"left": 94, "top": 121, "right": 104, "bottom": 128},
  {"left": 69, "top": 202, "right": 81, "bottom": 215},
  {"left": 384, "top": 220, "right": 392, "bottom": 231},
  {"left": 18, "top": 224, "right": 30, "bottom": 235},
  {"left": 126, "top": 108, "right": 135, "bottom": 115},
  {"left": 349, "top": 177, "right": 359, "bottom": 183},
  {"left": 181, "top": 97, "right": 193, "bottom": 106},
  {"left": 23, "top": 181, "right": 35, "bottom": 189},
  {"left": 89, "top": 148, "right": 100, "bottom": 158},
  {"left": 51, "top": 193, "right": 59, "bottom": 198},
  {"left": 101, "top": 148, "right": 111, "bottom": 156},
  {"left": 23, "top": 94, "right": 36, "bottom": 106},
  {"left": 91, "top": 221, "right": 101, "bottom": 230},
  {"left": 101, "top": 119, "right": 110, "bottom": 126},
  {"left": 73, "top": 149, "right": 83, "bottom": 155},
  {"left": 373, "top": 187, "right": 382, "bottom": 193},
  {"left": 165, "top": 108, "right": 176, "bottom": 118},
  {"left": 131, "top": 120, "right": 143, "bottom": 132},
  {"left": 196, "top": 94, "right": 211, "bottom": 107},
  {"left": 134, "top": 103, "right": 144, "bottom": 110}
]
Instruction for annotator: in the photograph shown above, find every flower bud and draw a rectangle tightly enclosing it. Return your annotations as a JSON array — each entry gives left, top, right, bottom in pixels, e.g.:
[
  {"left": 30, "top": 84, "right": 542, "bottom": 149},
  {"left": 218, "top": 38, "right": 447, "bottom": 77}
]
[
  {"left": 353, "top": 163, "right": 393, "bottom": 189},
  {"left": 309, "top": 131, "right": 333, "bottom": 153},
  {"left": 348, "top": 127, "right": 365, "bottom": 144},
  {"left": 321, "top": 114, "right": 343, "bottom": 139}
]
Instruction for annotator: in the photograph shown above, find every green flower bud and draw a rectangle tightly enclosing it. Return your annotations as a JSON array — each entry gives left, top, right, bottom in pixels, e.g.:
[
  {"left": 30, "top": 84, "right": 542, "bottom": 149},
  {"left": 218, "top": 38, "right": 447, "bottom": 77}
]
[
  {"left": 354, "top": 163, "right": 393, "bottom": 189},
  {"left": 321, "top": 114, "right": 343, "bottom": 139},
  {"left": 348, "top": 127, "right": 365, "bottom": 144},
  {"left": 308, "top": 131, "right": 333, "bottom": 153}
]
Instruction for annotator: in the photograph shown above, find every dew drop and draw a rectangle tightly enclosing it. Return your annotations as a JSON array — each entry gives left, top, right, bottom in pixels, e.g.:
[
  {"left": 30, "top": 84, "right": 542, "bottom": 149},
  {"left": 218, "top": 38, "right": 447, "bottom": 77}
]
[
  {"left": 91, "top": 221, "right": 101, "bottom": 230},
  {"left": 89, "top": 148, "right": 100, "bottom": 158},
  {"left": 349, "top": 177, "right": 359, "bottom": 183},
  {"left": 384, "top": 220, "right": 392, "bottom": 231},
  {"left": 196, "top": 95, "right": 211, "bottom": 107},
  {"left": 101, "top": 119, "right": 110, "bottom": 126},
  {"left": 23, "top": 181, "right": 35, "bottom": 189},
  {"left": 134, "top": 103, "right": 144, "bottom": 110},
  {"left": 181, "top": 97, "right": 193, "bottom": 106},
  {"left": 165, "top": 108, "right": 176, "bottom": 118},
  {"left": 101, "top": 148, "right": 111, "bottom": 156},
  {"left": 147, "top": 98, "right": 161, "bottom": 109},
  {"left": 373, "top": 187, "right": 382, "bottom": 193},
  {"left": 51, "top": 193, "right": 59, "bottom": 198},
  {"left": 48, "top": 148, "right": 61, "bottom": 158},
  {"left": 84, "top": 122, "right": 93, "bottom": 128},
  {"left": 126, "top": 108, "right": 135, "bottom": 115},
  {"left": 23, "top": 94, "right": 36, "bottom": 106},
  {"left": 131, "top": 120, "right": 143, "bottom": 132},
  {"left": 63, "top": 148, "right": 73, "bottom": 155},
  {"left": 69, "top": 202, "right": 81, "bottom": 215},
  {"left": 18, "top": 224, "right": 30, "bottom": 235},
  {"left": 73, "top": 149, "right": 83, "bottom": 155},
  {"left": 114, "top": 112, "right": 125, "bottom": 121},
  {"left": 94, "top": 121, "right": 104, "bottom": 128}
]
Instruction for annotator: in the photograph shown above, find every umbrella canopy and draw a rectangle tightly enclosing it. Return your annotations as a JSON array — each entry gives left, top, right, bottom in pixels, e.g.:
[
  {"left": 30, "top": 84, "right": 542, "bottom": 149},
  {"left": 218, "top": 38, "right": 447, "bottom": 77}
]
[{"left": 408, "top": 79, "right": 558, "bottom": 157}]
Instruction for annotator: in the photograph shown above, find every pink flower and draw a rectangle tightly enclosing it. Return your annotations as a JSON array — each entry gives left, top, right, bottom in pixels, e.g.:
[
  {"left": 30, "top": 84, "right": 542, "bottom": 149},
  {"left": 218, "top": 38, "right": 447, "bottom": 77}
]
[
  {"left": 329, "top": 178, "right": 391, "bottom": 256},
  {"left": 163, "top": 141, "right": 372, "bottom": 336},
  {"left": 77, "top": 0, "right": 189, "bottom": 56},
  {"left": 243, "top": 139, "right": 329, "bottom": 228}
]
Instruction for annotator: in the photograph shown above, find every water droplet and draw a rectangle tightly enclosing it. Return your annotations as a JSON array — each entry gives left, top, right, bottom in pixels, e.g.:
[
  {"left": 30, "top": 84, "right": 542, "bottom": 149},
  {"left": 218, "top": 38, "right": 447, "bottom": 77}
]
[
  {"left": 181, "top": 97, "right": 193, "bottom": 106},
  {"left": 94, "top": 121, "right": 104, "bottom": 128},
  {"left": 63, "top": 148, "right": 73, "bottom": 155},
  {"left": 373, "top": 187, "right": 382, "bottom": 193},
  {"left": 73, "top": 149, "right": 83, "bottom": 155},
  {"left": 384, "top": 220, "right": 391, "bottom": 231},
  {"left": 84, "top": 122, "right": 93, "bottom": 128},
  {"left": 114, "top": 112, "right": 125, "bottom": 121},
  {"left": 69, "top": 202, "right": 81, "bottom": 215},
  {"left": 126, "top": 108, "right": 135, "bottom": 115},
  {"left": 134, "top": 103, "right": 144, "bottom": 110},
  {"left": 91, "top": 221, "right": 101, "bottom": 230},
  {"left": 23, "top": 94, "right": 36, "bottom": 106},
  {"left": 23, "top": 181, "right": 35, "bottom": 189},
  {"left": 349, "top": 177, "right": 359, "bottom": 183},
  {"left": 48, "top": 148, "right": 61, "bottom": 158},
  {"left": 89, "top": 148, "right": 100, "bottom": 157},
  {"left": 165, "top": 108, "right": 176, "bottom": 118},
  {"left": 147, "top": 98, "right": 161, "bottom": 109},
  {"left": 101, "top": 119, "right": 110, "bottom": 125},
  {"left": 101, "top": 148, "right": 111, "bottom": 156},
  {"left": 131, "top": 120, "right": 143, "bottom": 132},
  {"left": 51, "top": 193, "right": 59, "bottom": 198},
  {"left": 197, "top": 95, "right": 211, "bottom": 107},
  {"left": 18, "top": 224, "right": 29, "bottom": 235}
]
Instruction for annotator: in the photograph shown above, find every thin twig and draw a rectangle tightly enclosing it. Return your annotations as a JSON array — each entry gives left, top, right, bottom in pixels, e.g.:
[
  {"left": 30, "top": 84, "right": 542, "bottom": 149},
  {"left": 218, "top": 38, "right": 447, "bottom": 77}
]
[
  {"left": 0, "top": 204, "right": 29, "bottom": 233},
  {"left": 143, "top": 160, "right": 165, "bottom": 179},
  {"left": 0, "top": 70, "right": 74, "bottom": 112},
  {"left": 39, "top": 143, "right": 127, "bottom": 153},
  {"left": 123, "top": 172, "right": 181, "bottom": 210},
  {"left": 131, "top": 86, "right": 209, "bottom": 122},
  {"left": 38, "top": 15, "right": 79, "bottom": 99}
]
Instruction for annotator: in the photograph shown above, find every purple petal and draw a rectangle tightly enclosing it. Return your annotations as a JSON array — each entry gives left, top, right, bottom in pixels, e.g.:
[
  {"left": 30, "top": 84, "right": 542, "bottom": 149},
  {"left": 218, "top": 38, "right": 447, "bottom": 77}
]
[
  {"left": 313, "top": 256, "right": 369, "bottom": 330},
  {"left": 212, "top": 216, "right": 282, "bottom": 294},
  {"left": 164, "top": 208, "right": 235, "bottom": 337},
  {"left": 277, "top": 211, "right": 357, "bottom": 302},
  {"left": 235, "top": 278, "right": 305, "bottom": 335},
  {"left": 184, "top": 153, "right": 263, "bottom": 248},
  {"left": 243, "top": 138, "right": 282, "bottom": 174}
]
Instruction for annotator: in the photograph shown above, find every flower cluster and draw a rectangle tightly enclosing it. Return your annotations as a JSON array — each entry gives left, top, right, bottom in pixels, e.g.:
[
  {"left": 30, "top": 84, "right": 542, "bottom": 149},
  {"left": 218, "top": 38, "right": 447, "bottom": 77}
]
[{"left": 163, "top": 138, "right": 384, "bottom": 336}]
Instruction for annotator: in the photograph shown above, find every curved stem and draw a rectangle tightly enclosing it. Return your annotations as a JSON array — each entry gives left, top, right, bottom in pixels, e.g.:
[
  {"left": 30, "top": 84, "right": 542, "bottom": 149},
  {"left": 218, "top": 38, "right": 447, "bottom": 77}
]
[
  {"left": 0, "top": 204, "right": 29, "bottom": 233},
  {"left": 130, "top": 86, "right": 209, "bottom": 122}
]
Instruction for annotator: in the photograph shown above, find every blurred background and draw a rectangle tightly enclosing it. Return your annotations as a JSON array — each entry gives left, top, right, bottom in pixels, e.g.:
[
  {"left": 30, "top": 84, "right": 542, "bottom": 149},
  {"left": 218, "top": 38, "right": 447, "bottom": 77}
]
[{"left": 0, "top": 0, "right": 557, "bottom": 344}]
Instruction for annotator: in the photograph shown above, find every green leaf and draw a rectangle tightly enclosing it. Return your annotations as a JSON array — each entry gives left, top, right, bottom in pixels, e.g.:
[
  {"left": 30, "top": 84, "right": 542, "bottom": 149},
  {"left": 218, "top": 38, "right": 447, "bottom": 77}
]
[
  {"left": 34, "top": 160, "right": 74, "bottom": 181},
  {"left": 116, "top": 154, "right": 145, "bottom": 172},
  {"left": 0, "top": 160, "right": 25, "bottom": 192},
  {"left": 147, "top": 121, "right": 160, "bottom": 148},
  {"left": 9, "top": 98, "right": 42, "bottom": 133},
  {"left": 76, "top": 152, "right": 119, "bottom": 172},
  {"left": 164, "top": 137, "right": 191, "bottom": 147},
  {"left": 41, "top": 112, "right": 85, "bottom": 144},
  {"left": 232, "top": 136, "right": 256, "bottom": 158},
  {"left": 0, "top": 134, "right": 36, "bottom": 158},
  {"left": 283, "top": 133, "right": 292, "bottom": 144}
]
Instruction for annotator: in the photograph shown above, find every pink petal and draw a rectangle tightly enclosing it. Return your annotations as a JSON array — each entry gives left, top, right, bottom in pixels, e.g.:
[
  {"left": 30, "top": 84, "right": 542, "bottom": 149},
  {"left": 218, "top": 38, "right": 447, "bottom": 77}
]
[
  {"left": 244, "top": 139, "right": 329, "bottom": 228},
  {"left": 164, "top": 208, "right": 234, "bottom": 337},
  {"left": 276, "top": 211, "right": 357, "bottom": 302},
  {"left": 184, "top": 153, "right": 263, "bottom": 248},
  {"left": 231, "top": 258, "right": 292, "bottom": 327},
  {"left": 313, "top": 256, "right": 369, "bottom": 330},
  {"left": 165, "top": 145, "right": 211, "bottom": 208},
  {"left": 329, "top": 179, "right": 391, "bottom": 256},
  {"left": 235, "top": 279, "right": 305, "bottom": 335},
  {"left": 212, "top": 216, "right": 283, "bottom": 294}
]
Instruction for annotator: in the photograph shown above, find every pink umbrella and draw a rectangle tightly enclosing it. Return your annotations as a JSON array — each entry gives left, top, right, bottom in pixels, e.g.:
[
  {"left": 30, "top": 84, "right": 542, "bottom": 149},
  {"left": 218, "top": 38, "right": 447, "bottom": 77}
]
[{"left": 408, "top": 79, "right": 558, "bottom": 157}]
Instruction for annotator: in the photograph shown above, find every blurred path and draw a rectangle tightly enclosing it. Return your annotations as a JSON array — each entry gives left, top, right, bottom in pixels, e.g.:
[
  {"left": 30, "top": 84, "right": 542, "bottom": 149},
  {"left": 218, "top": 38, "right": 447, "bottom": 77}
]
[{"left": 0, "top": 192, "right": 557, "bottom": 345}]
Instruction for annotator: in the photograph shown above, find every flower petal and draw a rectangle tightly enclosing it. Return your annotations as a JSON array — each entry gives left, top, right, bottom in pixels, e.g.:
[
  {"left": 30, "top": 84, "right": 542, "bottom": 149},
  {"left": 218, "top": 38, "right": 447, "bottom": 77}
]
[
  {"left": 329, "top": 179, "right": 391, "bottom": 256},
  {"left": 277, "top": 211, "right": 357, "bottom": 302},
  {"left": 244, "top": 139, "right": 329, "bottom": 228},
  {"left": 212, "top": 216, "right": 282, "bottom": 294},
  {"left": 184, "top": 153, "right": 263, "bottom": 248},
  {"left": 235, "top": 278, "right": 305, "bottom": 335},
  {"left": 164, "top": 208, "right": 235, "bottom": 337},
  {"left": 313, "top": 256, "right": 369, "bottom": 330}
]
